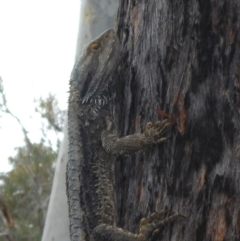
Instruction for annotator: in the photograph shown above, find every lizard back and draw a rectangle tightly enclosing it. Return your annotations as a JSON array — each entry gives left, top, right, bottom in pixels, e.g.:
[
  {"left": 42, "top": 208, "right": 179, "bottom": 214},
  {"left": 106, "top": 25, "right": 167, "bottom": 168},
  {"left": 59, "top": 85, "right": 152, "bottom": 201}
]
[{"left": 67, "top": 29, "right": 120, "bottom": 241}]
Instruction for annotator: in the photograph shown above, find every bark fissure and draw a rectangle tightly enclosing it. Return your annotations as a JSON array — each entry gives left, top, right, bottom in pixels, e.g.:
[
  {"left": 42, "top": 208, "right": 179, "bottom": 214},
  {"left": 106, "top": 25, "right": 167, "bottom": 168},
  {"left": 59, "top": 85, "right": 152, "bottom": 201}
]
[{"left": 115, "top": 0, "right": 240, "bottom": 240}]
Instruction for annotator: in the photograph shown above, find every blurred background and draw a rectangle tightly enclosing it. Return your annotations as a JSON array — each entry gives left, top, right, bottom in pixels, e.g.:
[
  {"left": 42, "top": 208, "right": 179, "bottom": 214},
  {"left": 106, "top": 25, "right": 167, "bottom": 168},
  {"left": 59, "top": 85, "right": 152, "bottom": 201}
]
[
  {"left": 0, "top": 0, "right": 118, "bottom": 240},
  {"left": 0, "top": 1, "right": 79, "bottom": 240}
]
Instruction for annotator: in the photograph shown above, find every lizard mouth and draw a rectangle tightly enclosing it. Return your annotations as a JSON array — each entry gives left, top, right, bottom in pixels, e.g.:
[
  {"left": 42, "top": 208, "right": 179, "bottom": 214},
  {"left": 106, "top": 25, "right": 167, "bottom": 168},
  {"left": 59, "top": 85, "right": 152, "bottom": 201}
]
[{"left": 69, "top": 28, "right": 119, "bottom": 109}]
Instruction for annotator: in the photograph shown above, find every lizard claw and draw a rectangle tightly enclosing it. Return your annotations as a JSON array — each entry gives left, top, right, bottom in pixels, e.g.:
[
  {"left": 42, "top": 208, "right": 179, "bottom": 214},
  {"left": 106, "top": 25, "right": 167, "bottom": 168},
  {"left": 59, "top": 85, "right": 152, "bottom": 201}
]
[
  {"left": 144, "top": 119, "right": 174, "bottom": 144},
  {"left": 138, "top": 210, "right": 185, "bottom": 239}
]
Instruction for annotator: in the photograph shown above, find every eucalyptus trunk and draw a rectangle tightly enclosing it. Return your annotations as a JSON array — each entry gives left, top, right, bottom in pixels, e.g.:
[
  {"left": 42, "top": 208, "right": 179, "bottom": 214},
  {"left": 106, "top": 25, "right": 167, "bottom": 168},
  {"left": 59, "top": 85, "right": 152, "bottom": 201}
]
[{"left": 114, "top": 1, "right": 240, "bottom": 240}]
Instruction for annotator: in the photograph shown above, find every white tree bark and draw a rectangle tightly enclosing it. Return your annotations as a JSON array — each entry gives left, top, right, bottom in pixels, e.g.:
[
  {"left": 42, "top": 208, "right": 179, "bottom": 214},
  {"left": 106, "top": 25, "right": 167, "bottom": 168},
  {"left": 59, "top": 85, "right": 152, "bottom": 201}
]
[
  {"left": 41, "top": 1, "right": 118, "bottom": 241},
  {"left": 75, "top": 0, "right": 119, "bottom": 58},
  {"left": 41, "top": 120, "right": 70, "bottom": 241}
]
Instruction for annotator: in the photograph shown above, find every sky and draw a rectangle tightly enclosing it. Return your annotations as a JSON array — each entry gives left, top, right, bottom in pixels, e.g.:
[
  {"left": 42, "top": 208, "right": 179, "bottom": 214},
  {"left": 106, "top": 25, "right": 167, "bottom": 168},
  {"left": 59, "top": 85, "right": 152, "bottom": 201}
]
[{"left": 0, "top": 0, "right": 80, "bottom": 172}]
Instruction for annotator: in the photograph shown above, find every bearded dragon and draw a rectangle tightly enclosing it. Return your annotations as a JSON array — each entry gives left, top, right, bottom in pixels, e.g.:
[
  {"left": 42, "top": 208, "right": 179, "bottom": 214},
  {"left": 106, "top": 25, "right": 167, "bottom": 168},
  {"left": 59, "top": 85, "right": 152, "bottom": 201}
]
[{"left": 66, "top": 29, "right": 183, "bottom": 241}]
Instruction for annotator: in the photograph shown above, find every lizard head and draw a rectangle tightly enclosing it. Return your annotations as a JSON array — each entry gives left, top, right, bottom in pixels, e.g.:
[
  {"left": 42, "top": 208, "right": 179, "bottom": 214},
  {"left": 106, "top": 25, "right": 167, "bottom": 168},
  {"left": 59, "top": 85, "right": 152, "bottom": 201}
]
[{"left": 70, "top": 29, "right": 120, "bottom": 107}]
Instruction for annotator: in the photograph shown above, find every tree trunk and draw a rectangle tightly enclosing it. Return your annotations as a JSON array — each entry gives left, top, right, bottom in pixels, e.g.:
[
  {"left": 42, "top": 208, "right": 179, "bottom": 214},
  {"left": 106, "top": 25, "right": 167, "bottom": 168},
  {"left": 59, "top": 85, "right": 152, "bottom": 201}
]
[{"left": 114, "top": 0, "right": 240, "bottom": 240}]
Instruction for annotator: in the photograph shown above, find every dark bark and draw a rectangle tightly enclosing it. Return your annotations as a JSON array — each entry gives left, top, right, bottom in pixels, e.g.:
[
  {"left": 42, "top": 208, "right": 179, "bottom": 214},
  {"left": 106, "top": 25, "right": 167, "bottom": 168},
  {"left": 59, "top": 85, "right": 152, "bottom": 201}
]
[{"left": 114, "top": 0, "right": 240, "bottom": 240}]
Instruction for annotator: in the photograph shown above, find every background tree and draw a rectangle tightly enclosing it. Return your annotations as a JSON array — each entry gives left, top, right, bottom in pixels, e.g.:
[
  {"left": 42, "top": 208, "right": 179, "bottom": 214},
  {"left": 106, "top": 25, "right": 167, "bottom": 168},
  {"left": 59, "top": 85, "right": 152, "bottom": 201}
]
[
  {"left": 0, "top": 143, "right": 57, "bottom": 241},
  {"left": 0, "top": 79, "right": 64, "bottom": 241},
  {"left": 113, "top": 0, "right": 240, "bottom": 240},
  {"left": 0, "top": 197, "right": 14, "bottom": 241}
]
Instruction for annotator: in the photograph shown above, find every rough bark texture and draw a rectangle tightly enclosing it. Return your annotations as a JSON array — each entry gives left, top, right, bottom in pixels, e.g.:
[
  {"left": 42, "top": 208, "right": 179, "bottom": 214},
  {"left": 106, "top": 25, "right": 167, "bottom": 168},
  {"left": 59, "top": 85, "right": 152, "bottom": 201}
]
[{"left": 114, "top": 1, "right": 240, "bottom": 240}]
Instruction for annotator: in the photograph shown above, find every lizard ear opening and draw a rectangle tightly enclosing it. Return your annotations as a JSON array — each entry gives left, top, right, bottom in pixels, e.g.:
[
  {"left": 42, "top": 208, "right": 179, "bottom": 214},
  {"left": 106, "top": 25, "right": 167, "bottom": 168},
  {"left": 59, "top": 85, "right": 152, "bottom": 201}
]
[
  {"left": 104, "top": 33, "right": 109, "bottom": 39},
  {"left": 90, "top": 43, "right": 102, "bottom": 52}
]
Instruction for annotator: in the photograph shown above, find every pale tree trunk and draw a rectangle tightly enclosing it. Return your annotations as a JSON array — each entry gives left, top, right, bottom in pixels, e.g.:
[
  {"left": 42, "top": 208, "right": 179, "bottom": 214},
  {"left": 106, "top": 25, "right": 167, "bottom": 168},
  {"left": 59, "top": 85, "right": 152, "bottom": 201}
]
[
  {"left": 41, "top": 1, "right": 118, "bottom": 240},
  {"left": 114, "top": 0, "right": 240, "bottom": 240}
]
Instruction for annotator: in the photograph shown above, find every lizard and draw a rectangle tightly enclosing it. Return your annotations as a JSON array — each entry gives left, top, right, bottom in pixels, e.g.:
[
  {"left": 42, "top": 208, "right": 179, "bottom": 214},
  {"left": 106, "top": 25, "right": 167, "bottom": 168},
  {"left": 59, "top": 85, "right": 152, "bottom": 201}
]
[{"left": 67, "top": 28, "right": 183, "bottom": 241}]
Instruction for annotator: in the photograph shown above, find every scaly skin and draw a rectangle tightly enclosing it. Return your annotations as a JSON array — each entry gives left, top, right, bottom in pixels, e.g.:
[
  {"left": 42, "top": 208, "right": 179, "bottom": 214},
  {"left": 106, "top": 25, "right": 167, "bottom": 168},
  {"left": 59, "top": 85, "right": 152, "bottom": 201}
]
[{"left": 67, "top": 29, "right": 183, "bottom": 241}]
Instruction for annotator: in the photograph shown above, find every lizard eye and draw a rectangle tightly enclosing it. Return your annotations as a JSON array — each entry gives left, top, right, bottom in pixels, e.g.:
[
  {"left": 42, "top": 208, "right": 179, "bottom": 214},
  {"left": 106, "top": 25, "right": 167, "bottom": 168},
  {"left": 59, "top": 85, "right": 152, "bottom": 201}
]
[{"left": 90, "top": 43, "right": 101, "bottom": 52}]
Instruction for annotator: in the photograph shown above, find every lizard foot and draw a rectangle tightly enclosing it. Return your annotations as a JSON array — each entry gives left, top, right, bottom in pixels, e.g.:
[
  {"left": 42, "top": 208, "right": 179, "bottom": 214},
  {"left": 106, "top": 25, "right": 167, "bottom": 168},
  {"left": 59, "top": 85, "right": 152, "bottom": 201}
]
[
  {"left": 138, "top": 210, "right": 185, "bottom": 240},
  {"left": 144, "top": 119, "right": 174, "bottom": 144},
  {"left": 91, "top": 210, "right": 184, "bottom": 241}
]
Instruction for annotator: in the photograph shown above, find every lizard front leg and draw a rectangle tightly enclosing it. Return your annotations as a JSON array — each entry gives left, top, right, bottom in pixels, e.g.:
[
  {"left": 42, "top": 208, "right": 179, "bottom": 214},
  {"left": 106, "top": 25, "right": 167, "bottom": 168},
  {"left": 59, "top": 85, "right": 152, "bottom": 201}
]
[
  {"left": 91, "top": 211, "right": 184, "bottom": 241},
  {"left": 100, "top": 118, "right": 183, "bottom": 241},
  {"left": 101, "top": 118, "right": 174, "bottom": 156}
]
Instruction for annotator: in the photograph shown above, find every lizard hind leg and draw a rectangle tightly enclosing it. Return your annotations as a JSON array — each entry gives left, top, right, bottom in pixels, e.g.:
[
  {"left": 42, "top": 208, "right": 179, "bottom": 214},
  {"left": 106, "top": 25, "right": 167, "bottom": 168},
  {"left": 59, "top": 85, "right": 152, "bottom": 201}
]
[
  {"left": 138, "top": 210, "right": 185, "bottom": 240},
  {"left": 91, "top": 224, "right": 138, "bottom": 241},
  {"left": 90, "top": 211, "right": 184, "bottom": 241}
]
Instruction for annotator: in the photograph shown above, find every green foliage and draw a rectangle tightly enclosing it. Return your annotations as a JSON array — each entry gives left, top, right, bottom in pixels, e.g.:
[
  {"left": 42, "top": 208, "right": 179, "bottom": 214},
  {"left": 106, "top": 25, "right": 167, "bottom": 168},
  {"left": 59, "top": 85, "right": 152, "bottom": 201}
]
[
  {"left": 0, "top": 143, "right": 57, "bottom": 241},
  {"left": 0, "top": 77, "right": 64, "bottom": 241},
  {"left": 35, "top": 94, "right": 64, "bottom": 133}
]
